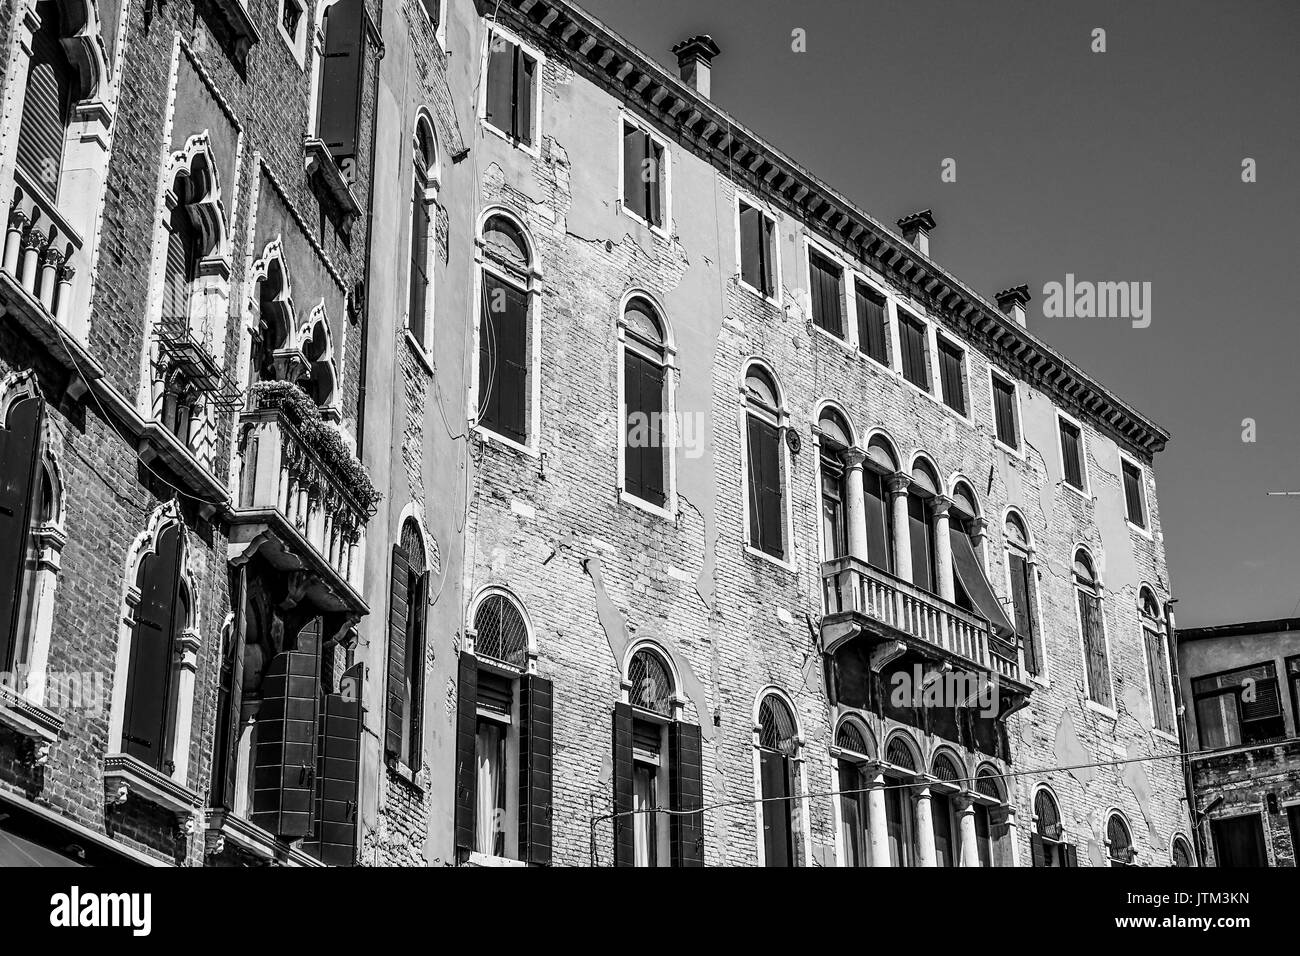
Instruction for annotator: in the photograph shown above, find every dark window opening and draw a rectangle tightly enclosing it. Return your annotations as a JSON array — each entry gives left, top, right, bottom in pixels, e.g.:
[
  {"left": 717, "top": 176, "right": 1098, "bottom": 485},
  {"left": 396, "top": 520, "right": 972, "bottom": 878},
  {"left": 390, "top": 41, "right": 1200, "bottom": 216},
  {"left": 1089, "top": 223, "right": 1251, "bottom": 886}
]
[
  {"left": 1122, "top": 459, "right": 1146, "bottom": 527},
  {"left": 820, "top": 448, "right": 847, "bottom": 561},
  {"left": 739, "top": 201, "right": 776, "bottom": 297},
  {"left": 316, "top": 0, "right": 368, "bottom": 162},
  {"left": 1194, "top": 662, "right": 1286, "bottom": 748},
  {"left": 622, "top": 122, "right": 665, "bottom": 228},
  {"left": 992, "top": 373, "right": 1019, "bottom": 449},
  {"left": 747, "top": 415, "right": 784, "bottom": 559},
  {"left": 1059, "top": 418, "right": 1085, "bottom": 490},
  {"left": 855, "top": 282, "right": 889, "bottom": 366},
  {"left": 1211, "top": 815, "right": 1268, "bottom": 867},
  {"left": 623, "top": 348, "right": 666, "bottom": 507},
  {"left": 808, "top": 249, "right": 844, "bottom": 338},
  {"left": 898, "top": 311, "right": 929, "bottom": 390},
  {"left": 484, "top": 35, "right": 536, "bottom": 145},
  {"left": 937, "top": 339, "right": 966, "bottom": 415},
  {"left": 478, "top": 272, "right": 529, "bottom": 444},
  {"left": 0, "top": 393, "right": 43, "bottom": 673},
  {"left": 1008, "top": 552, "right": 1038, "bottom": 676}
]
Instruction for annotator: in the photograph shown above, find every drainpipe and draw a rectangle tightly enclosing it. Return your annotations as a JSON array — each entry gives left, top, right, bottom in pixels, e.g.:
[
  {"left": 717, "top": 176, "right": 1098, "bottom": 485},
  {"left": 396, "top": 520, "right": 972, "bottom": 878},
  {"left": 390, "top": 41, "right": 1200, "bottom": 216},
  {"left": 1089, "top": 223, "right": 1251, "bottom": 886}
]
[{"left": 1164, "top": 598, "right": 1203, "bottom": 865}]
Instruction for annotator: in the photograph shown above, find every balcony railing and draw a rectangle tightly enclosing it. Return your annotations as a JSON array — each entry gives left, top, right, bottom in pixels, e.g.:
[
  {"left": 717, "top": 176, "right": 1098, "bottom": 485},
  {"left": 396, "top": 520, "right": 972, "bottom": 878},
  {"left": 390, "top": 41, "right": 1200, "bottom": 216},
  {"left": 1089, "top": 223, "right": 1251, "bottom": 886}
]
[
  {"left": 3, "top": 171, "right": 85, "bottom": 325},
  {"left": 235, "top": 391, "right": 374, "bottom": 590},
  {"left": 821, "top": 555, "right": 1021, "bottom": 683}
]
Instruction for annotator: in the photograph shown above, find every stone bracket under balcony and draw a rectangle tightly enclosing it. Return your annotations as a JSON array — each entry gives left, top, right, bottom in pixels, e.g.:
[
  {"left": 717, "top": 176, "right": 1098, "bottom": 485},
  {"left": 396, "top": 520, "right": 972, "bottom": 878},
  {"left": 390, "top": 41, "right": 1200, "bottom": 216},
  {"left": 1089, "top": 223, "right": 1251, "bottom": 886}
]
[
  {"left": 304, "top": 139, "right": 361, "bottom": 226},
  {"left": 205, "top": 809, "right": 324, "bottom": 867},
  {"left": 103, "top": 753, "right": 203, "bottom": 833},
  {"left": 228, "top": 517, "right": 368, "bottom": 617},
  {"left": 0, "top": 685, "right": 63, "bottom": 768}
]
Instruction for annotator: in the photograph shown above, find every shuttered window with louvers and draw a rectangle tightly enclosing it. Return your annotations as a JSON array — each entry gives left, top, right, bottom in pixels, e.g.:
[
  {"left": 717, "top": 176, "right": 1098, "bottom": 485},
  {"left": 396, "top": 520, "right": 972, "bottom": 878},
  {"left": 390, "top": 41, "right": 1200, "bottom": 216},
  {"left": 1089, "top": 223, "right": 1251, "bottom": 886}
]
[
  {"left": 17, "top": 4, "right": 72, "bottom": 198},
  {"left": 0, "top": 394, "right": 42, "bottom": 672},
  {"left": 252, "top": 618, "right": 322, "bottom": 839}
]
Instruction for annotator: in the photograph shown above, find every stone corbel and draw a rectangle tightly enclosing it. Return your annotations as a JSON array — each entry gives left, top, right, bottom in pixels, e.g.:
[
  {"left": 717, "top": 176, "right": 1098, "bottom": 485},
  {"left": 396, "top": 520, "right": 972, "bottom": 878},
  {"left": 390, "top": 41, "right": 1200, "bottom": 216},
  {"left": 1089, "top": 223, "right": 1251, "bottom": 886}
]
[{"left": 869, "top": 639, "right": 907, "bottom": 674}]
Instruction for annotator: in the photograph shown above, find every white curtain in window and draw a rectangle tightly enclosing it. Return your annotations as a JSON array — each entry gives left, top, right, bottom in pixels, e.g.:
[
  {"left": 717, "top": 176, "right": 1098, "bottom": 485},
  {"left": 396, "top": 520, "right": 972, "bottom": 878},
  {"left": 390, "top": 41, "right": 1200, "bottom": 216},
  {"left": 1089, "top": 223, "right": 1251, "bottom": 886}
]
[
  {"left": 632, "top": 763, "right": 656, "bottom": 867},
  {"left": 475, "top": 720, "right": 503, "bottom": 854}
]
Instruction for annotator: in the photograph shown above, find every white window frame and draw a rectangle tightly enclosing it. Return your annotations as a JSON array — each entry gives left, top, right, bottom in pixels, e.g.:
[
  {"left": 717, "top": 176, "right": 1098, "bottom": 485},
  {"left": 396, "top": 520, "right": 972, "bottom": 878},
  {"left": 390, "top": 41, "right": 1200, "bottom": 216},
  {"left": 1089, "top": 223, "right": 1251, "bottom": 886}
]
[
  {"left": 1138, "top": 589, "right": 1177, "bottom": 742},
  {"left": 470, "top": 659, "right": 522, "bottom": 863},
  {"left": 934, "top": 327, "right": 973, "bottom": 425},
  {"left": 413, "top": 0, "right": 448, "bottom": 50},
  {"left": 733, "top": 192, "right": 781, "bottom": 304},
  {"left": 803, "top": 234, "right": 853, "bottom": 351},
  {"left": 616, "top": 291, "right": 677, "bottom": 520},
  {"left": 1118, "top": 450, "right": 1152, "bottom": 538},
  {"left": 1073, "top": 547, "right": 1116, "bottom": 717},
  {"left": 477, "top": 21, "right": 545, "bottom": 157},
  {"left": 751, "top": 688, "right": 810, "bottom": 867},
  {"left": 1002, "top": 508, "right": 1048, "bottom": 687},
  {"left": 988, "top": 367, "right": 1025, "bottom": 458},
  {"left": 850, "top": 272, "right": 895, "bottom": 371},
  {"left": 616, "top": 109, "right": 672, "bottom": 237},
  {"left": 1055, "top": 410, "right": 1091, "bottom": 498},
  {"left": 739, "top": 361, "right": 796, "bottom": 572},
  {"left": 469, "top": 209, "right": 543, "bottom": 458},
  {"left": 895, "top": 302, "right": 936, "bottom": 399},
  {"left": 277, "top": 0, "right": 310, "bottom": 68},
  {"left": 404, "top": 114, "right": 441, "bottom": 371}
]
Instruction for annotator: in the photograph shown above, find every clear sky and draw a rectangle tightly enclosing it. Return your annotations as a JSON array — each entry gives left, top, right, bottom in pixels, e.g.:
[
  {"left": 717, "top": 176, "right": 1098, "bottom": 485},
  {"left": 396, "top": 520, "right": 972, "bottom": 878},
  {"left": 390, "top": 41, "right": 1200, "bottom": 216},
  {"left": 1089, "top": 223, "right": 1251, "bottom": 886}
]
[{"left": 579, "top": 0, "right": 1300, "bottom": 628}]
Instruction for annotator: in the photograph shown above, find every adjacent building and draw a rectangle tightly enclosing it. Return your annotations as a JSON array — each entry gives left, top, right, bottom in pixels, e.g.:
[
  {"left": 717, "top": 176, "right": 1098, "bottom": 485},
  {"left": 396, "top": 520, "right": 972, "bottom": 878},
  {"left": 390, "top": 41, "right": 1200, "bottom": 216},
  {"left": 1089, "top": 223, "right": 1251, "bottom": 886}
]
[{"left": 1178, "top": 618, "right": 1300, "bottom": 867}]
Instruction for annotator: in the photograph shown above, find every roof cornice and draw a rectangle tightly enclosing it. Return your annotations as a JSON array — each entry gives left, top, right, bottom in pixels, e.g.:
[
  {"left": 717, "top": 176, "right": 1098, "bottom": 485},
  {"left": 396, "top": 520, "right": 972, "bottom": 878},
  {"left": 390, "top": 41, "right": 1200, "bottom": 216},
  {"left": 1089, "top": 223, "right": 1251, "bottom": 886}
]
[{"left": 491, "top": 0, "right": 1171, "bottom": 456}]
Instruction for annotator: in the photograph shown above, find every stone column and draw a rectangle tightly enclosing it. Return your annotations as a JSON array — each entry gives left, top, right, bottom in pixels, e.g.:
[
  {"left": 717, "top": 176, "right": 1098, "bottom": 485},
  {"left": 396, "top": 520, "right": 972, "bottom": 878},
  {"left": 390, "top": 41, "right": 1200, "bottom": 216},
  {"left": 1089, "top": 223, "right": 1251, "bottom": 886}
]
[
  {"left": 933, "top": 496, "right": 954, "bottom": 602},
  {"left": 866, "top": 767, "right": 892, "bottom": 867},
  {"left": 170, "top": 628, "right": 203, "bottom": 784},
  {"left": 994, "top": 805, "right": 1020, "bottom": 867},
  {"left": 957, "top": 794, "right": 981, "bottom": 867},
  {"left": 913, "top": 783, "right": 938, "bottom": 867},
  {"left": 887, "top": 473, "right": 912, "bottom": 583},
  {"left": 844, "top": 447, "right": 869, "bottom": 562}
]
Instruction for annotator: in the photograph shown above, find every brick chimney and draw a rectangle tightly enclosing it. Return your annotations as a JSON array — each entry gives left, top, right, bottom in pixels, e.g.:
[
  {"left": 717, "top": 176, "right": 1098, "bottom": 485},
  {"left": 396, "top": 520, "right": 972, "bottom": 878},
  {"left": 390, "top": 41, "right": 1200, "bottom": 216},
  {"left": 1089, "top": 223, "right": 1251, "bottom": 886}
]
[
  {"left": 671, "top": 35, "right": 721, "bottom": 99},
  {"left": 897, "top": 209, "right": 936, "bottom": 258},
  {"left": 995, "top": 284, "right": 1031, "bottom": 327}
]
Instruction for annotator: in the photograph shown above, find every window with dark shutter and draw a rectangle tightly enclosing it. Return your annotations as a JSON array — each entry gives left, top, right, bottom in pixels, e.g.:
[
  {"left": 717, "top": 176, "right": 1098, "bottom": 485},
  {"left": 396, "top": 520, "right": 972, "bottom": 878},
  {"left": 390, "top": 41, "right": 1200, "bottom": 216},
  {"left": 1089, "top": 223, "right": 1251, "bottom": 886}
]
[
  {"left": 898, "top": 311, "right": 930, "bottom": 390},
  {"left": 992, "top": 373, "right": 1019, "bottom": 449},
  {"left": 408, "top": 180, "right": 430, "bottom": 343},
  {"left": 1077, "top": 589, "right": 1112, "bottom": 707},
  {"left": 163, "top": 191, "right": 197, "bottom": 330},
  {"left": 384, "top": 544, "right": 409, "bottom": 762},
  {"left": 624, "top": 350, "right": 666, "bottom": 506},
  {"left": 622, "top": 123, "right": 664, "bottom": 228},
  {"left": 611, "top": 701, "right": 636, "bottom": 866},
  {"left": 938, "top": 339, "right": 966, "bottom": 415},
  {"left": 757, "top": 695, "right": 797, "bottom": 867},
  {"left": 316, "top": 0, "right": 368, "bottom": 161},
  {"left": 252, "top": 618, "right": 321, "bottom": 839},
  {"left": 1122, "top": 459, "right": 1146, "bottom": 527},
  {"left": 739, "top": 201, "right": 775, "bottom": 297},
  {"left": 1008, "top": 553, "right": 1038, "bottom": 676},
  {"left": 1059, "top": 419, "right": 1085, "bottom": 489},
  {"left": 808, "top": 250, "right": 844, "bottom": 338},
  {"left": 1144, "top": 626, "right": 1174, "bottom": 733},
  {"left": 669, "top": 720, "right": 704, "bottom": 866},
  {"left": 855, "top": 282, "right": 889, "bottom": 366},
  {"left": 908, "top": 493, "right": 935, "bottom": 594},
  {"left": 401, "top": 525, "right": 428, "bottom": 771},
  {"left": 519, "top": 674, "right": 553, "bottom": 865},
  {"left": 421, "top": 0, "right": 440, "bottom": 30},
  {"left": 863, "top": 470, "right": 892, "bottom": 572},
  {"left": 302, "top": 662, "right": 363, "bottom": 866},
  {"left": 17, "top": 3, "right": 73, "bottom": 200},
  {"left": 453, "top": 652, "right": 479, "bottom": 853},
  {"left": 484, "top": 35, "right": 535, "bottom": 144},
  {"left": 479, "top": 272, "right": 529, "bottom": 444},
  {"left": 121, "top": 522, "right": 186, "bottom": 771},
  {"left": 0, "top": 393, "right": 42, "bottom": 672},
  {"left": 746, "top": 416, "right": 784, "bottom": 558}
]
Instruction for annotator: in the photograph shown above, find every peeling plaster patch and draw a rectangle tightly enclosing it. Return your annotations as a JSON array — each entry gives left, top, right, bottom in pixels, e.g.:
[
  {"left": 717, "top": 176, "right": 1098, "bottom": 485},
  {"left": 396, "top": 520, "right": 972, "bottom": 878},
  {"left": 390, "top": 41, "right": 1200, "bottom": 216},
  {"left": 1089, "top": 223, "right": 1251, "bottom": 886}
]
[
  {"left": 666, "top": 565, "right": 694, "bottom": 583},
  {"left": 1090, "top": 440, "right": 1140, "bottom": 589},
  {"left": 1021, "top": 388, "right": 1064, "bottom": 527},
  {"left": 1054, "top": 708, "right": 1095, "bottom": 785},
  {"left": 776, "top": 607, "right": 793, "bottom": 626},
  {"left": 1087, "top": 836, "right": 1107, "bottom": 867},
  {"left": 589, "top": 536, "right": 615, "bottom": 555},
  {"left": 1121, "top": 757, "right": 1161, "bottom": 845},
  {"left": 1122, "top": 678, "right": 1151, "bottom": 731},
  {"left": 510, "top": 499, "right": 536, "bottom": 519}
]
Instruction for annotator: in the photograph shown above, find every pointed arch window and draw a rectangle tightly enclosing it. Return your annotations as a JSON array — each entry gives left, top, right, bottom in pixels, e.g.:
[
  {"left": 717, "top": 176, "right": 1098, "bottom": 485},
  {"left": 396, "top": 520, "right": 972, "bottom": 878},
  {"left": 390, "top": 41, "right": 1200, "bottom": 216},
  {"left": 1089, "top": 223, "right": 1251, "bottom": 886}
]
[
  {"left": 16, "top": 2, "right": 75, "bottom": 200},
  {"left": 0, "top": 388, "right": 45, "bottom": 678}
]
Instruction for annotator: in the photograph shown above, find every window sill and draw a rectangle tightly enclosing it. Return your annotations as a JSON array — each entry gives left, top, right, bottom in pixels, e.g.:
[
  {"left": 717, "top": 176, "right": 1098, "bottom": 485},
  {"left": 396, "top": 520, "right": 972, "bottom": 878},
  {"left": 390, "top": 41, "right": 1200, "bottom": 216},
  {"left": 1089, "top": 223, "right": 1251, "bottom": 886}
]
[
  {"left": 473, "top": 424, "right": 539, "bottom": 459},
  {"left": 617, "top": 202, "right": 671, "bottom": 240},
  {"left": 465, "top": 851, "right": 526, "bottom": 867},
  {"left": 856, "top": 349, "right": 894, "bottom": 374},
  {"left": 1061, "top": 481, "right": 1092, "bottom": 502},
  {"left": 405, "top": 329, "right": 435, "bottom": 375},
  {"left": 480, "top": 119, "right": 540, "bottom": 157},
  {"left": 1151, "top": 728, "right": 1178, "bottom": 745},
  {"left": 1084, "top": 699, "right": 1118, "bottom": 721},
  {"left": 0, "top": 685, "right": 64, "bottom": 745},
  {"left": 103, "top": 752, "right": 202, "bottom": 820},
  {"left": 993, "top": 437, "right": 1026, "bottom": 462},
  {"left": 205, "top": 809, "right": 325, "bottom": 866},
  {"left": 619, "top": 489, "right": 674, "bottom": 522},
  {"left": 206, "top": 0, "right": 261, "bottom": 61},
  {"left": 386, "top": 758, "right": 424, "bottom": 793},
  {"left": 304, "top": 138, "right": 362, "bottom": 225},
  {"left": 737, "top": 275, "right": 781, "bottom": 307},
  {"left": 744, "top": 544, "right": 797, "bottom": 575},
  {"left": 810, "top": 322, "right": 853, "bottom": 353},
  {"left": 1126, "top": 519, "right": 1153, "bottom": 541}
]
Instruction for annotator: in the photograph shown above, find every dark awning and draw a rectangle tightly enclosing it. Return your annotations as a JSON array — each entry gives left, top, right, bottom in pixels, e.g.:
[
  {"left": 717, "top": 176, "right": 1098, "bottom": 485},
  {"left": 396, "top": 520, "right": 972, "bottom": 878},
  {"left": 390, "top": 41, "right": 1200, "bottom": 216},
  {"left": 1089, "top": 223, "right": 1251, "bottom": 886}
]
[
  {"left": 950, "top": 529, "right": 1016, "bottom": 640},
  {"left": 0, "top": 826, "right": 85, "bottom": 867}
]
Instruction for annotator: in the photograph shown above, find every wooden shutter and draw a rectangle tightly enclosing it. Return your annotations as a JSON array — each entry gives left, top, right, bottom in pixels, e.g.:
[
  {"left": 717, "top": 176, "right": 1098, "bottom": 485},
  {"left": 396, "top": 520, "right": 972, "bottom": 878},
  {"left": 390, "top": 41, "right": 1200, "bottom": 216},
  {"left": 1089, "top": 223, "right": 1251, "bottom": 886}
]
[
  {"left": 739, "top": 203, "right": 762, "bottom": 292},
  {"left": 252, "top": 618, "right": 321, "bottom": 839},
  {"left": 747, "top": 416, "right": 783, "bottom": 557},
  {"left": 408, "top": 187, "right": 429, "bottom": 342},
  {"left": 519, "top": 674, "right": 554, "bottom": 865},
  {"left": 316, "top": 0, "right": 367, "bottom": 160},
  {"left": 122, "top": 523, "right": 184, "bottom": 770},
  {"left": 810, "top": 252, "right": 842, "bottom": 336},
  {"left": 453, "top": 651, "right": 478, "bottom": 853},
  {"left": 1078, "top": 591, "right": 1111, "bottom": 706},
  {"left": 1060, "top": 421, "right": 1083, "bottom": 487},
  {"left": 302, "top": 661, "right": 363, "bottom": 866},
  {"left": 855, "top": 283, "right": 888, "bottom": 364},
  {"left": 484, "top": 38, "right": 514, "bottom": 135},
  {"left": 384, "top": 545, "right": 409, "bottom": 760},
  {"left": 1063, "top": 843, "right": 1079, "bottom": 867},
  {"left": 212, "top": 568, "right": 249, "bottom": 810},
  {"left": 993, "top": 376, "right": 1018, "bottom": 447},
  {"left": 479, "top": 274, "right": 529, "bottom": 444},
  {"left": 512, "top": 46, "right": 534, "bottom": 144},
  {"left": 759, "top": 750, "right": 793, "bottom": 866},
  {"left": 16, "top": 18, "right": 69, "bottom": 195},
  {"left": 622, "top": 124, "right": 647, "bottom": 221},
  {"left": 1029, "top": 832, "right": 1048, "bottom": 867},
  {"left": 611, "top": 702, "right": 635, "bottom": 866},
  {"left": 899, "top": 315, "right": 928, "bottom": 388},
  {"left": 646, "top": 138, "right": 664, "bottom": 227},
  {"left": 908, "top": 493, "right": 934, "bottom": 593},
  {"left": 938, "top": 341, "right": 965, "bottom": 414},
  {"left": 1123, "top": 462, "right": 1145, "bottom": 526},
  {"left": 624, "top": 351, "right": 665, "bottom": 506},
  {"left": 669, "top": 720, "right": 704, "bottom": 866},
  {"left": 863, "top": 471, "right": 892, "bottom": 572},
  {"left": 0, "top": 394, "right": 41, "bottom": 671},
  {"left": 1009, "top": 554, "right": 1037, "bottom": 674}
]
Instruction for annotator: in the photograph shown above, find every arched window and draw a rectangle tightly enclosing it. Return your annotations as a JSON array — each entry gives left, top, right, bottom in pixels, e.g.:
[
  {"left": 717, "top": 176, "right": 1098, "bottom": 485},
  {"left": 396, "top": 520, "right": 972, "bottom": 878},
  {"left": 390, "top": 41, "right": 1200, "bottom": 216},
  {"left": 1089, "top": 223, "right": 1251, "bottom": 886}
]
[
  {"left": 121, "top": 521, "right": 190, "bottom": 773},
  {"left": 743, "top": 364, "right": 786, "bottom": 561},
  {"left": 1171, "top": 835, "right": 1195, "bottom": 867},
  {"left": 473, "top": 592, "right": 529, "bottom": 669},
  {"left": 930, "top": 753, "right": 962, "bottom": 868},
  {"left": 1074, "top": 548, "right": 1113, "bottom": 708},
  {"left": 1107, "top": 812, "right": 1134, "bottom": 866},
  {"left": 623, "top": 646, "right": 675, "bottom": 866},
  {"left": 16, "top": 2, "right": 75, "bottom": 200},
  {"left": 298, "top": 311, "right": 339, "bottom": 410},
  {"left": 860, "top": 434, "right": 896, "bottom": 572},
  {"left": 817, "top": 408, "right": 852, "bottom": 561},
  {"left": 407, "top": 116, "right": 438, "bottom": 347},
  {"left": 833, "top": 717, "right": 871, "bottom": 868},
  {"left": 385, "top": 520, "right": 428, "bottom": 771},
  {"left": 906, "top": 457, "right": 941, "bottom": 593},
  {"left": 948, "top": 479, "right": 980, "bottom": 612},
  {"left": 972, "top": 766, "right": 1005, "bottom": 868},
  {"left": 882, "top": 734, "right": 918, "bottom": 867},
  {"left": 0, "top": 383, "right": 51, "bottom": 682},
  {"left": 1031, "top": 787, "right": 1076, "bottom": 867},
  {"left": 628, "top": 646, "right": 673, "bottom": 715},
  {"left": 476, "top": 212, "right": 536, "bottom": 447},
  {"left": 757, "top": 692, "right": 799, "bottom": 866},
  {"left": 250, "top": 245, "right": 295, "bottom": 386},
  {"left": 1140, "top": 586, "right": 1175, "bottom": 734},
  {"left": 621, "top": 296, "right": 670, "bottom": 510},
  {"left": 1004, "top": 510, "right": 1040, "bottom": 677}
]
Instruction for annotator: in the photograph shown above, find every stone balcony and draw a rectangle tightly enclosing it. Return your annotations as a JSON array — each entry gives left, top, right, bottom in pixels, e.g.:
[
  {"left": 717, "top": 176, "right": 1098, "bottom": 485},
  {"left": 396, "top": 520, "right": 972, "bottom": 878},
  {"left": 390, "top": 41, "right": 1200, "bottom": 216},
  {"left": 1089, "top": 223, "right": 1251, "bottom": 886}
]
[{"left": 2, "top": 169, "right": 86, "bottom": 331}]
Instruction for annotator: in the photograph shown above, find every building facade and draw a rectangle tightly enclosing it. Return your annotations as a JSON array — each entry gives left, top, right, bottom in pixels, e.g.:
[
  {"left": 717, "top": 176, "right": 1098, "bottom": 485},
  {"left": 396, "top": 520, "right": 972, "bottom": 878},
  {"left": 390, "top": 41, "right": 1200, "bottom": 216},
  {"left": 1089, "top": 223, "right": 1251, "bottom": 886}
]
[
  {"left": 0, "top": 0, "right": 1195, "bottom": 867},
  {"left": 1178, "top": 619, "right": 1300, "bottom": 867}
]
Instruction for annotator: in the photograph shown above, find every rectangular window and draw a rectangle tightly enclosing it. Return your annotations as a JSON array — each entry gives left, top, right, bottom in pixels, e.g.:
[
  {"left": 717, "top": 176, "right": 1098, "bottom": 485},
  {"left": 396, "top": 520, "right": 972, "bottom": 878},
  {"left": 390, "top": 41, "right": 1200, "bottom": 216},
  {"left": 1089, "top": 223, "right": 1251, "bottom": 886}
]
[
  {"left": 932, "top": 792, "right": 956, "bottom": 868},
  {"left": 885, "top": 779, "right": 914, "bottom": 867},
  {"left": 478, "top": 272, "right": 529, "bottom": 444},
  {"left": 632, "top": 761, "right": 658, "bottom": 867},
  {"left": 1194, "top": 663, "right": 1285, "bottom": 747},
  {"left": 863, "top": 470, "right": 893, "bottom": 573},
  {"left": 937, "top": 338, "right": 967, "bottom": 416},
  {"left": 820, "top": 453, "right": 847, "bottom": 561},
  {"left": 898, "top": 311, "right": 930, "bottom": 390},
  {"left": 991, "top": 372, "right": 1019, "bottom": 450},
  {"left": 974, "top": 804, "right": 994, "bottom": 867},
  {"left": 622, "top": 121, "right": 666, "bottom": 228},
  {"left": 747, "top": 416, "right": 784, "bottom": 559},
  {"left": 908, "top": 493, "right": 935, "bottom": 595},
  {"left": 1059, "top": 417, "right": 1085, "bottom": 490},
  {"left": 1077, "top": 588, "right": 1112, "bottom": 707},
  {"left": 1211, "top": 815, "right": 1268, "bottom": 867},
  {"left": 1122, "top": 459, "right": 1147, "bottom": 528},
  {"left": 623, "top": 350, "right": 666, "bottom": 507},
  {"left": 473, "top": 716, "right": 507, "bottom": 856},
  {"left": 808, "top": 249, "right": 844, "bottom": 338},
  {"left": 1144, "top": 626, "right": 1175, "bottom": 733},
  {"left": 1008, "top": 552, "right": 1038, "bottom": 676},
  {"left": 855, "top": 282, "right": 889, "bottom": 366},
  {"left": 738, "top": 200, "right": 777, "bottom": 298},
  {"left": 484, "top": 33, "right": 536, "bottom": 145},
  {"left": 408, "top": 185, "right": 430, "bottom": 342},
  {"left": 316, "top": 0, "right": 368, "bottom": 161},
  {"left": 838, "top": 763, "right": 866, "bottom": 866},
  {"left": 759, "top": 750, "right": 794, "bottom": 866}
]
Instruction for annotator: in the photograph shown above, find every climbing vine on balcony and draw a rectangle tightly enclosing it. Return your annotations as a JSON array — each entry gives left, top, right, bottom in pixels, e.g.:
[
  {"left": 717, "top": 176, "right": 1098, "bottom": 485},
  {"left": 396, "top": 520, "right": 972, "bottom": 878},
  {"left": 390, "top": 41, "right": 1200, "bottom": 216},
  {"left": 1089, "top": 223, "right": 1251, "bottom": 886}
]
[{"left": 249, "top": 380, "right": 381, "bottom": 514}]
